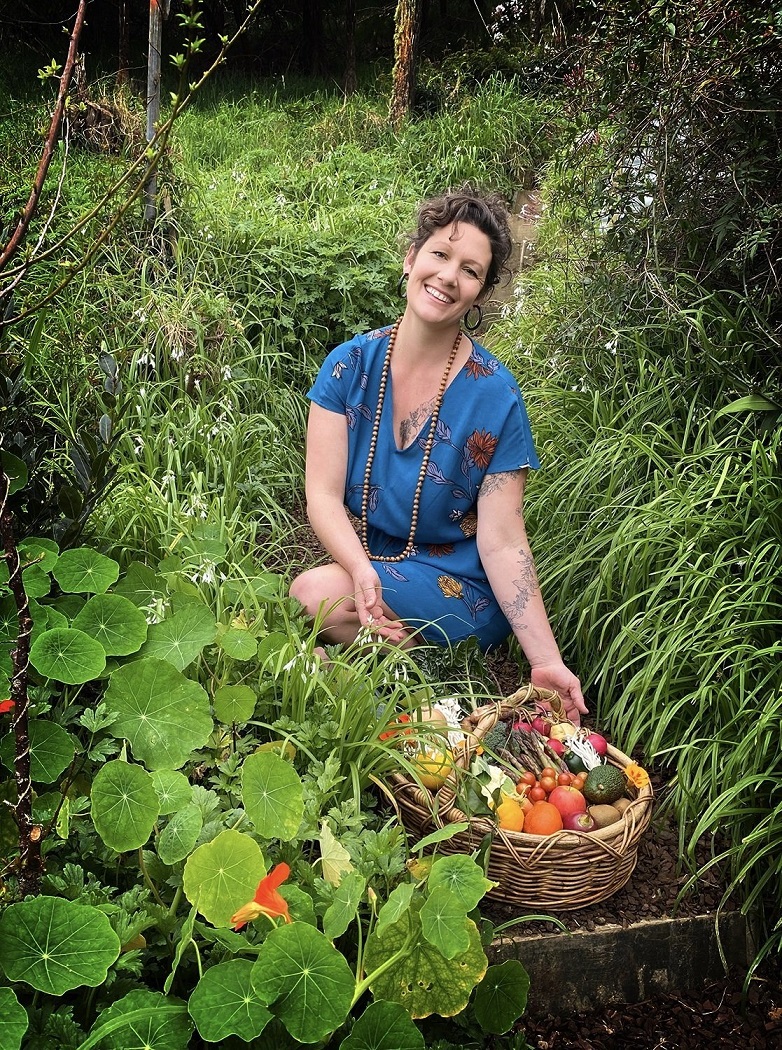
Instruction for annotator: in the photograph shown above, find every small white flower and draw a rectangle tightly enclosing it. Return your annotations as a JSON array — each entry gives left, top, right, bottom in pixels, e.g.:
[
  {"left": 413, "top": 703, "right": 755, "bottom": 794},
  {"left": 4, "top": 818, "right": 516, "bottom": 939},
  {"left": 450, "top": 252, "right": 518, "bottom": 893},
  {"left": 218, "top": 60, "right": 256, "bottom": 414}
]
[{"left": 221, "top": 364, "right": 232, "bottom": 380}]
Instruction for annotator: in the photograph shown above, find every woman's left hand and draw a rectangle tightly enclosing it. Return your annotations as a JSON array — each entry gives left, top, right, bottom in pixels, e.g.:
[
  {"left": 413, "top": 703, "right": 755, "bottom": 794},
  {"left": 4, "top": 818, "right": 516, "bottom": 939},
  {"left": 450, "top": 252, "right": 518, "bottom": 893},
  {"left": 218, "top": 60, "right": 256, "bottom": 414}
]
[{"left": 530, "top": 663, "right": 588, "bottom": 726}]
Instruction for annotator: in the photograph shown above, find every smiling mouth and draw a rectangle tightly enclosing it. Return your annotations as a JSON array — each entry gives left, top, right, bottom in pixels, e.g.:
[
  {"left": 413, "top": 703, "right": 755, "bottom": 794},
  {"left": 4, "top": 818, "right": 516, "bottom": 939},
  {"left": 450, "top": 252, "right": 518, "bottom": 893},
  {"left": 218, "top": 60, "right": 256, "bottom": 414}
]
[{"left": 425, "top": 285, "right": 454, "bottom": 304}]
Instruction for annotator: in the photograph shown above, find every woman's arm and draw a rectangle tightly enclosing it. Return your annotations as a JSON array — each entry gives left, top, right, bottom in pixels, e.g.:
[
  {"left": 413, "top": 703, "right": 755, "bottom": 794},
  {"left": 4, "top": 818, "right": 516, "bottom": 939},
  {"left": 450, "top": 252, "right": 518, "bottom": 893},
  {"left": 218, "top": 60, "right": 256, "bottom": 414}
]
[
  {"left": 304, "top": 403, "right": 404, "bottom": 637},
  {"left": 476, "top": 468, "right": 587, "bottom": 723}
]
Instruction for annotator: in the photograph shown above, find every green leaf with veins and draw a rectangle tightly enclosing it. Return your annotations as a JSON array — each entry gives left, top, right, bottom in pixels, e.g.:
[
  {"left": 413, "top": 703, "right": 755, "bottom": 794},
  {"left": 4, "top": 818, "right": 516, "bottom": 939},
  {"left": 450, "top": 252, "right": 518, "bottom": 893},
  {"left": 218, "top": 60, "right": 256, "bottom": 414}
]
[{"left": 363, "top": 896, "right": 487, "bottom": 1019}]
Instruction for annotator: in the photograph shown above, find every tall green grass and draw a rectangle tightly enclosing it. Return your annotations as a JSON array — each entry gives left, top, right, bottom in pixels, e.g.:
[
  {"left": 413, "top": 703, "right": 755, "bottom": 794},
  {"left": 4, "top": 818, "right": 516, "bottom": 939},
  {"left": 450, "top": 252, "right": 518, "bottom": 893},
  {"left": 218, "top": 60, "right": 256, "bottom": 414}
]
[{"left": 491, "top": 234, "right": 782, "bottom": 961}]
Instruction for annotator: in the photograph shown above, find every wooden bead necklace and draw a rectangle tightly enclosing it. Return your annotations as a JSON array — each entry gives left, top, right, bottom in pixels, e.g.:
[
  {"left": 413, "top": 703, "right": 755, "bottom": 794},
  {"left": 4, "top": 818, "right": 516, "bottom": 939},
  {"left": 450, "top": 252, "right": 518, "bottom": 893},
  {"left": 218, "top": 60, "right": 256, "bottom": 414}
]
[{"left": 360, "top": 318, "right": 463, "bottom": 563}]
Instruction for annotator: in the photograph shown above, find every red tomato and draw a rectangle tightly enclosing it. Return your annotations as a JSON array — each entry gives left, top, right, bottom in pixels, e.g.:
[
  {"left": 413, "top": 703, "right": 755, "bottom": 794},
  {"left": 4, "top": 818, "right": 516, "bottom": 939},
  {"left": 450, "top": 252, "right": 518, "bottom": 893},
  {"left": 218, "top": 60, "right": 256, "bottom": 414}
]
[
  {"left": 539, "top": 775, "right": 558, "bottom": 794},
  {"left": 529, "top": 785, "right": 547, "bottom": 802},
  {"left": 519, "top": 771, "right": 537, "bottom": 787},
  {"left": 557, "top": 771, "right": 574, "bottom": 786}
]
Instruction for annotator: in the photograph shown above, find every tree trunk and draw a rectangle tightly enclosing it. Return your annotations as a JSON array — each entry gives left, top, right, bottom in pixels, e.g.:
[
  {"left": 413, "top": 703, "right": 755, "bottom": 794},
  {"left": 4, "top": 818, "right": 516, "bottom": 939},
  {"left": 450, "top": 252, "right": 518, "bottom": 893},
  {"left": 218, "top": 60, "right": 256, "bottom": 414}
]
[
  {"left": 301, "top": 0, "right": 324, "bottom": 75},
  {"left": 343, "top": 0, "right": 357, "bottom": 95},
  {"left": 118, "top": 0, "right": 130, "bottom": 87},
  {"left": 144, "top": 0, "right": 171, "bottom": 225},
  {"left": 389, "top": 0, "right": 423, "bottom": 130}
]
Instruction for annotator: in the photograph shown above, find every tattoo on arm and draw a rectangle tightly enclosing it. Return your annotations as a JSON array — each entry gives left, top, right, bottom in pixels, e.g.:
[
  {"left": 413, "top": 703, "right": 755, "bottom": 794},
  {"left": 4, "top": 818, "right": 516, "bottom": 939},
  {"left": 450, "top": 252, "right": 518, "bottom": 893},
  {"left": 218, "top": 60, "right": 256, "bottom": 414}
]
[
  {"left": 399, "top": 397, "right": 436, "bottom": 449},
  {"left": 500, "top": 549, "right": 539, "bottom": 630},
  {"left": 479, "top": 470, "right": 522, "bottom": 509}
]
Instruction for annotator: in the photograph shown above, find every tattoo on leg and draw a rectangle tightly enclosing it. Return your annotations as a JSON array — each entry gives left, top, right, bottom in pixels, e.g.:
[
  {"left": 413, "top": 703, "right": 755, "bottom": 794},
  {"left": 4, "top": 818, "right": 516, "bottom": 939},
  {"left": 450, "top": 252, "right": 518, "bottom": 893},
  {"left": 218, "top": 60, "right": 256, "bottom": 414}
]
[{"left": 500, "top": 550, "right": 539, "bottom": 629}]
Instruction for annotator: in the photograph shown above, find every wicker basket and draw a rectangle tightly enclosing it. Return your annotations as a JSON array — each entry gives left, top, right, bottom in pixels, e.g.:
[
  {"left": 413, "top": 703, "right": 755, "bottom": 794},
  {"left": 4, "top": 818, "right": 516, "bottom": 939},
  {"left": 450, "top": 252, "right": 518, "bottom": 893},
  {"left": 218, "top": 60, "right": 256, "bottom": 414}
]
[{"left": 390, "top": 684, "right": 654, "bottom": 910}]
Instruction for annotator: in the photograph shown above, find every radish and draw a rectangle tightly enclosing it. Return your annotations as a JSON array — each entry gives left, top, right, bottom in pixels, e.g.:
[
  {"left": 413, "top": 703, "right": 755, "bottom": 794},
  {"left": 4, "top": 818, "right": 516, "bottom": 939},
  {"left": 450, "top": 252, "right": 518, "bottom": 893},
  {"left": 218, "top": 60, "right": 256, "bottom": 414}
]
[{"left": 586, "top": 732, "right": 608, "bottom": 757}]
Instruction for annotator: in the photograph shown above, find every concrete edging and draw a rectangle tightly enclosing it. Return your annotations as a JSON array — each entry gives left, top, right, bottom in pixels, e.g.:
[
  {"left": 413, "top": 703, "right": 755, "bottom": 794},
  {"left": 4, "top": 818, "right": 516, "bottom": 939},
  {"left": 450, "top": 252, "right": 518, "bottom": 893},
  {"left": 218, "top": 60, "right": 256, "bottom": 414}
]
[{"left": 489, "top": 911, "right": 753, "bottom": 1015}]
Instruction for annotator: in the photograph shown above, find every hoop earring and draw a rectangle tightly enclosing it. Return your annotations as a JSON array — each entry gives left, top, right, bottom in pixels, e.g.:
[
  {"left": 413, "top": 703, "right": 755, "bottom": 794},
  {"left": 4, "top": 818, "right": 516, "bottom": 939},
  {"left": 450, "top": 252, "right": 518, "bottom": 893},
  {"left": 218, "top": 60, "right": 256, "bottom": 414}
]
[
  {"left": 463, "top": 304, "right": 483, "bottom": 332},
  {"left": 397, "top": 272, "right": 409, "bottom": 298}
]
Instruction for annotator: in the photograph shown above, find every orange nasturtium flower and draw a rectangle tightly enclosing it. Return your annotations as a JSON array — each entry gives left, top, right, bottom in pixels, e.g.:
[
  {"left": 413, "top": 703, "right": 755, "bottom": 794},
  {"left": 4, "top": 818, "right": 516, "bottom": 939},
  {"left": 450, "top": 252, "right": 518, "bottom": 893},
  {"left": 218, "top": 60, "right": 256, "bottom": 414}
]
[
  {"left": 231, "top": 863, "right": 292, "bottom": 930},
  {"left": 624, "top": 763, "right": 650, "bottom": 789},
  {"left": 379, "top": 712, "right": 412, "bottom": 741},
  {"left": 0, "top": 699, "right": 14, "bottom": 714}
]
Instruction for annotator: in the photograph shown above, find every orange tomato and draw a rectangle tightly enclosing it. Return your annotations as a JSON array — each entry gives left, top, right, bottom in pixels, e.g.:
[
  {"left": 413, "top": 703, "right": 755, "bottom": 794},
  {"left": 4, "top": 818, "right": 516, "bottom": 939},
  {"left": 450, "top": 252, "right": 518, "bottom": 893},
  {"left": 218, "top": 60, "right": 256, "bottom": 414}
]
[
  {"left": 557, "top": 771, "right": 574, "bottom": 786},
  {"left": 524, "top": 801, "right": 564, "bottom": 836},
  {"left": 529, "top": 785, "right": 547, "bottom": 802},
  {"left": 539, "top": 775, "right": 558, "bottom": 794},
  {"left": 540, "top": 767, "right": 557, "bottom": 781},
  {"left": 573, "top": 773, "right": 587, "bottom": 791},
  {"left": 519, "top": 770, "right": 537, "bottom": 787}
]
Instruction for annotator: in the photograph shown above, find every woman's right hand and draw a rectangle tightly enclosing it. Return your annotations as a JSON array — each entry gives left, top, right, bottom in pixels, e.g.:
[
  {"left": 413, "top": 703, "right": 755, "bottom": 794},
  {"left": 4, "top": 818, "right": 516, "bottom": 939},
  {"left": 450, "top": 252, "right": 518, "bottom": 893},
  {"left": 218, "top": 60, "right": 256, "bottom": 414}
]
[{"left": 352, "top": 567, "right": 408, "bottom": 643}]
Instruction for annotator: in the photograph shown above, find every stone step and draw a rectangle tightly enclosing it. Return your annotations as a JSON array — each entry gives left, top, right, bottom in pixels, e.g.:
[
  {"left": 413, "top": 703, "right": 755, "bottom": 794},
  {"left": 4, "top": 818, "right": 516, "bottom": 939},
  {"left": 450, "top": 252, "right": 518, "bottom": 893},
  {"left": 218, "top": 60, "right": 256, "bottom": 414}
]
[{"left": 488, "top": 910, "right": 753, "bottom": 1016}]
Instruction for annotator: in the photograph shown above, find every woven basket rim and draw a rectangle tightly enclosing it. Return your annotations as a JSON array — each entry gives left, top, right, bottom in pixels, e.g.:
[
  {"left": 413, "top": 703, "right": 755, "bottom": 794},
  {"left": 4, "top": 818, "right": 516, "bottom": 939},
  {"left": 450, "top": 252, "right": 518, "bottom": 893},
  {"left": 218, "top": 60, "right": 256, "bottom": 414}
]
[{"left": 389, "top": 690, "right": 654, "bottom": 851}]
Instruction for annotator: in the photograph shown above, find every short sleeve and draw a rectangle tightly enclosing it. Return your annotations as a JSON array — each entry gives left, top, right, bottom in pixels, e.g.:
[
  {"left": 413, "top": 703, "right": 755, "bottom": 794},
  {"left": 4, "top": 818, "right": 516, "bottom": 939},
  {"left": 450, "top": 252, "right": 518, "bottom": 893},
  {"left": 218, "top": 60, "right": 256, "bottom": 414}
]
[
  {"left": 485, "top": 385, "right": 541, "bottom": 473},
  {"left": 307, "top": 338, "right": 363, "bottom": 414}
]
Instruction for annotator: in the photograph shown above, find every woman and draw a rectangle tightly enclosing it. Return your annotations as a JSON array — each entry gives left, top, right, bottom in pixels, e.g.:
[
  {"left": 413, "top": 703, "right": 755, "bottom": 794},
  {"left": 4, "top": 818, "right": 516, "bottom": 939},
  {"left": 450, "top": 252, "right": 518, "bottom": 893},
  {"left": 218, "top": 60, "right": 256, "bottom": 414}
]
[{"left": 290, "top": 187, "right": 586, "bottom": 723}]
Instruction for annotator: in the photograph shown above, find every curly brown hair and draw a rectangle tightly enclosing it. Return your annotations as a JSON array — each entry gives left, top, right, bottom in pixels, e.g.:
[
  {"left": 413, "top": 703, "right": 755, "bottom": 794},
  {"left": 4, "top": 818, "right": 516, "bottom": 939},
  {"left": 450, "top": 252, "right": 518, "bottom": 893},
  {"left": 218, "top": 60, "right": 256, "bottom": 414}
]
[{"left": 407, "top": 185, "right": 513, "bottom": 294}]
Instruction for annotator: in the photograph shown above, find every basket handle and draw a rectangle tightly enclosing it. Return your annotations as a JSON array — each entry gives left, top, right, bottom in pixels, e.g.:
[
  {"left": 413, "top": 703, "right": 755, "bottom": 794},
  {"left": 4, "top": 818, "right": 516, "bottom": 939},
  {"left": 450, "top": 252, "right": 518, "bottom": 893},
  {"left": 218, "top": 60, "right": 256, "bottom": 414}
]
[{"left": 435, "top": 684, "right": 564, "bottom": 819}]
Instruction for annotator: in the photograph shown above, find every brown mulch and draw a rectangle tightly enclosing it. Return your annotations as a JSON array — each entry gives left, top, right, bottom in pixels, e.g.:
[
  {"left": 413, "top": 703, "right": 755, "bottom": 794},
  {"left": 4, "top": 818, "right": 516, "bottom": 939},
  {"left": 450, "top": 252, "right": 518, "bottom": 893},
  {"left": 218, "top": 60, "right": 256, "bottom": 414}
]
[{"left": 520, "top": 974, "right": 782, "bottom": 1050}]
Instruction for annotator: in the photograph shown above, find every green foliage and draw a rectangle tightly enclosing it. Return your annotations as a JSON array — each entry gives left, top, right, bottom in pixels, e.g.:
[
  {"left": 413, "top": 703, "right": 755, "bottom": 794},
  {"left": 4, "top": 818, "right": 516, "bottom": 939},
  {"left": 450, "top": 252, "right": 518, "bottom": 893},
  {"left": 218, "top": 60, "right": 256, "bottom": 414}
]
[{"left": 0, "top": 538, "right": 521, "bottom": 1046}]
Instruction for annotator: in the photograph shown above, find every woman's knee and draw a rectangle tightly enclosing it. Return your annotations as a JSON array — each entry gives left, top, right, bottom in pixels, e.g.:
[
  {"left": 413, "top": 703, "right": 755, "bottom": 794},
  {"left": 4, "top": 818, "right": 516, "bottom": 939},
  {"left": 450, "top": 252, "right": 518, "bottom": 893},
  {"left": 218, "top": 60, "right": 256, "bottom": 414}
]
[{"left": 289, "top": 565, "right": 354, "bottom": 621}]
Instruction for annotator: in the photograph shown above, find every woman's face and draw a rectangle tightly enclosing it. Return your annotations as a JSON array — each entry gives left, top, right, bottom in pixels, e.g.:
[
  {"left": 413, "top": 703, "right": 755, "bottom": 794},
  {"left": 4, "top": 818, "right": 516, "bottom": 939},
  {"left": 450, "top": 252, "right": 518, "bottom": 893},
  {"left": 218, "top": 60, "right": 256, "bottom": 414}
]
[{"left": 403, "top": 221, "right": 492, "bottom": 330}]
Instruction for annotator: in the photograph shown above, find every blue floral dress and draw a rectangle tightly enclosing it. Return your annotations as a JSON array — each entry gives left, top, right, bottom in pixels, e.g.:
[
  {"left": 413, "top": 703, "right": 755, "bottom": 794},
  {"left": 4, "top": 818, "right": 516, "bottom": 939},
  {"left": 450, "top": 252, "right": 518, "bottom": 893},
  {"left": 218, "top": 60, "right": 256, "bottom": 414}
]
[{"left": 308, "top": 325, "right": 541, "bottom": 649}]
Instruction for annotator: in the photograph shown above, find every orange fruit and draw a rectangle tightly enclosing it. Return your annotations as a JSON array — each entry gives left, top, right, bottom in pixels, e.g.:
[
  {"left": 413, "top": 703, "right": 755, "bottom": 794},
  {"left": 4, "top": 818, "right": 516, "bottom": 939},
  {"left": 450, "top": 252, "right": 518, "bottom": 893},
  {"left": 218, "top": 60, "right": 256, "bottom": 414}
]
[
  {"left": 523, "top": 801, "right": 564, "bottom": 836},
  {"left": 496, "top": 798, "right": 525, "bottom": 832}
]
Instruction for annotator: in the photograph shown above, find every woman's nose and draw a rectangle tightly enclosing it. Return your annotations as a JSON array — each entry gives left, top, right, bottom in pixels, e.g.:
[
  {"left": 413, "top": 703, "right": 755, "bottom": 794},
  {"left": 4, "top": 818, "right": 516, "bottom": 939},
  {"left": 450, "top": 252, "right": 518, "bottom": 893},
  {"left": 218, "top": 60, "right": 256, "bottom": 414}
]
[{"left": 439, "top": 259, "right": 459, "bottom": 284}]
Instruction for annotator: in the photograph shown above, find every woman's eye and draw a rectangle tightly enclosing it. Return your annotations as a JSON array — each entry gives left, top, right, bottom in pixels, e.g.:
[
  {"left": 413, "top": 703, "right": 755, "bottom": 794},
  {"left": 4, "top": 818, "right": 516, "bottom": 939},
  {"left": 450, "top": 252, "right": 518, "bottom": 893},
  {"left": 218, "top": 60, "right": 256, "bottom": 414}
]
[{"left": 465, "top": 268, "right": 479, "bottom": 279}]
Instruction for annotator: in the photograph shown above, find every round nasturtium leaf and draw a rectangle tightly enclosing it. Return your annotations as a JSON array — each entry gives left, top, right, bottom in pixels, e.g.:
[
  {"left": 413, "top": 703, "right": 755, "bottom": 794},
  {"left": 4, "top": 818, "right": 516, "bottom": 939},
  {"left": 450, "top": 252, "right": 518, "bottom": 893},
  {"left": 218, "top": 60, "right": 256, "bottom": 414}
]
[
  {"left": 52, "top": 548, "right": 120, "bottom": 594},
  {"left": 0, "top": 596, "right": 16, "bottom": 638},
  {"left": 217, "top": 627, "right": 257, "bottom": 661},
  {"left": 29, "top": 627, "right": 106, "bottom": 684},
  {"left": 0, "top": 985, "right": 28, "bottom": 1050},
  {"left": 73, "top": 594, "right": 148, "bottom": 656},
  {"left": 0, "top": 719, "right": 76, "bottom": 784},
  {"left": 157, "top": 804, "right": 203, "bottom": 866},
  {"left": 241, "top": 751, "right": 304, "bottom": 841},
  {"left": 19, "top": 537, "right": 60, "bottom": 574},
  {"left": 213, "top": 684, "right": 256, "bottom": 725},
  {"left": 0, "top": 896, "right": 120, "bottom": 994},
  {"left": 152, "top": 769, "right": 192, "bottom": 815},
  {"left": 364, "top": 898, "right": 488, "bottom": 1019},
  {"left": 83, "top": 988, "right": 192, "bottom": 1049},
  {"left": 427, "top": 854, "right": 494, "bottom": 913},
  {"left": 104, "top": 657, "right": 212, "bottom": 769},
  {"left": 5, "top": 563, "right": 51, "bottom": 599},
  {"left": 419, "top": 886, "right": 471, "bottom": 960},
  {"left": 183, "top": 828, "right": 266, "bottom": 928},
  {"left": 340, "top": 1000, "right": 425, "bottom": 1050},
  {"left": 113, "top": 561, "right": 166, "bottom": 608},
  {"left": 91, "top": 760, "right": 160, "bottom": 852},
  {"left": 0, "top": 451, "right": 27, "bottom": 493},
  {"left": 251, "top": 923, "right": 355, "bottom": 1043},
  {"left": 472, "top": 960, "right": 530, "bottom": 1035},
  {"left": 188, "top": 960, "right": 272, "bottom": 1042},
  {"left": 322, "top": 870, "right": 366, "bottom": 941},
  {"left": 139, "top": 603, "right": 217, "bottom": 670}
]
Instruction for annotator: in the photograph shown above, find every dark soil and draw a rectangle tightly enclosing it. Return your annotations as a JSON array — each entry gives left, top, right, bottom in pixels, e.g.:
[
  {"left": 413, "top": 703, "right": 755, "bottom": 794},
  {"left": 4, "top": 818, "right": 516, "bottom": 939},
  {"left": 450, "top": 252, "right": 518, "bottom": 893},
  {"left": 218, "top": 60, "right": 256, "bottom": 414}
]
[{"left": 291, "top": 526, "right": 782, "bottom": 1047}]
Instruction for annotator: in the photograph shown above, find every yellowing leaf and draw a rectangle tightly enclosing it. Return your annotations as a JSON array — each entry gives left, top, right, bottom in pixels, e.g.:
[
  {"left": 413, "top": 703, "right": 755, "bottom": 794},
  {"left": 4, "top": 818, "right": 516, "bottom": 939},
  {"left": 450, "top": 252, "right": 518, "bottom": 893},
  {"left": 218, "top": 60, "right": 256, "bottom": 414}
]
[{"left": 319, "top": 822, "right": 353, "bottom": 885}]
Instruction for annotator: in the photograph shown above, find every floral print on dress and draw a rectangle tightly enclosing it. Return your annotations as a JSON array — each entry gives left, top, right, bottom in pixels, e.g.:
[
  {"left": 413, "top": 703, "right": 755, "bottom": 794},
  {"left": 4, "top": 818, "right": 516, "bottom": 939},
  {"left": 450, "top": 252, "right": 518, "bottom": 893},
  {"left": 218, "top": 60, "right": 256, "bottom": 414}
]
[
  {"left": 465, "top": 346, "right": 500, "bottom": 380},
  {"left": 437, "top": 574, "right": 491, "bottom": 620}
]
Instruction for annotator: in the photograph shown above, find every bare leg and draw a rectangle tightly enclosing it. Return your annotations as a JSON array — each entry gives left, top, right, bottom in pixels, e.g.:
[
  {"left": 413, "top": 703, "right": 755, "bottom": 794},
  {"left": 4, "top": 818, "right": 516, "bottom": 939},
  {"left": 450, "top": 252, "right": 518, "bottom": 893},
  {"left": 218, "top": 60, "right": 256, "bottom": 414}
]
[{"left": 289, "top": 563, "right": 416, "bottom": 647}]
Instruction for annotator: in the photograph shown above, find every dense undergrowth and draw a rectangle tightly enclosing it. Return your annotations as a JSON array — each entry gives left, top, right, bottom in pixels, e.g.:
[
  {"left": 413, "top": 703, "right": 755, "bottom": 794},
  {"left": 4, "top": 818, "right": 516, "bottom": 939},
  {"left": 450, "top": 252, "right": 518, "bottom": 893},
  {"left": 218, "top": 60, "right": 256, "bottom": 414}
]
[{"left": 1, "top": 5, "right": 781, "bottom": 1045}]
